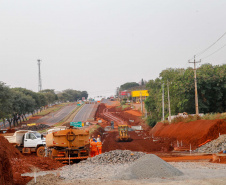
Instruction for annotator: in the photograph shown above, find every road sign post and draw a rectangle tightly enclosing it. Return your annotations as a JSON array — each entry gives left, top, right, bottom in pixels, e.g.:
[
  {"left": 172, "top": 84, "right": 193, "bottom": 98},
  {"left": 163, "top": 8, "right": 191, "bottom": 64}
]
[{"left": 70, "top": 122, "right": 82, "bottom": 128}]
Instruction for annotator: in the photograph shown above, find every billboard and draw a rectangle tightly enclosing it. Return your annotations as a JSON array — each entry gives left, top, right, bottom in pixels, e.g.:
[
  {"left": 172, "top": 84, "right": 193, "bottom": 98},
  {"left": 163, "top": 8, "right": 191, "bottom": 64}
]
[
  {"left": 121, "top": 91, "right": 127, "bottom": 96},
  {"left": 131, "top": 90, "right": 149, "bottom": 97}
]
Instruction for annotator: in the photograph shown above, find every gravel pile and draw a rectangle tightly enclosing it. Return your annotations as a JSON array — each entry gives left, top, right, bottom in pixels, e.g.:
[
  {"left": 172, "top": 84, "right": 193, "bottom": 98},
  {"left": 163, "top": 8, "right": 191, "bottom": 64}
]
[
  {"left": 113, "top": 154, "right": 183, "bottom": 180},
  {"left": 82, "top": 150, "right": 145, "bottom": 165},
  {"left": 195, "top": 134, "right": 226, "bottom": 153},
  {"left": 21, "top": 124, "right": 50, "bottom": 131}
]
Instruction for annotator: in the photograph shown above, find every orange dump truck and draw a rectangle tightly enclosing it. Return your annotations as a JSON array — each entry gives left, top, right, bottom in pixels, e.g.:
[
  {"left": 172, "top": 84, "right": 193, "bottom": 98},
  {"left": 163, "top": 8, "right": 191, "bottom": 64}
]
[{"left": 46, "top": 126, "right": 90, "bottom": 161}]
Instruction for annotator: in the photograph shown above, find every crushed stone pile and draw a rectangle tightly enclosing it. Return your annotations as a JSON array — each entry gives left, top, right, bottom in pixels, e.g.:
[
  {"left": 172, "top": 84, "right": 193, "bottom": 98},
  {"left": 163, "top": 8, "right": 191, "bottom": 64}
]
[
  {"left": 195, "top": 134, "right": 226, "bottom": 153},
  {"left": 83, "top": 150, "right": 145, "bottom": 165},
  {"left": 113, "top": 154, "right": 183, "bottom": 180},
  {"left": 21, "top": 123, "right": 50, "bottom": 131}
]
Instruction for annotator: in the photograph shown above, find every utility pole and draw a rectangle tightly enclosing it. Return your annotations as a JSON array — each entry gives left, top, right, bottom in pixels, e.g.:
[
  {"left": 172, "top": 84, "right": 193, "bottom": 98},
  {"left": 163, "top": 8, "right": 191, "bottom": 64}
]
[
  {"left": 189, "top": 55, "right": 201, "bottom": 115},
  {"left": 167, "top": 80, "right": 171, "bottom": 123},
  {"left": 37, "top": 59, "right": 42, "bottom": 92},
  {"left": 162, "top": 83, "right": 164, "bottom": 121},
  {"left": 140, "top": 92, "right": 143, "bottom": 114}
]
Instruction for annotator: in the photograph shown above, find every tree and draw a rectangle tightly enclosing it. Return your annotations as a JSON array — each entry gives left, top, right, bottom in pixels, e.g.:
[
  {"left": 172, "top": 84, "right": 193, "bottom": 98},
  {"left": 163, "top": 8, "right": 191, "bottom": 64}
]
[
  {"left": 120, "top": 82, "right": 140, "bottom": 91},
  {"left": 0, "top": 82, "right": 13, "bottom": 127}
]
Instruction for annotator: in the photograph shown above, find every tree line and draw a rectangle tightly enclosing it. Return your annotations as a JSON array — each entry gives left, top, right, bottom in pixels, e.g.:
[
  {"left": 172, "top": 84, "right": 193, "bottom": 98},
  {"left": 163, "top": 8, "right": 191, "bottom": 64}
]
[
  {"left": 0, "top": 82, "right": 88, "bottom": 128},
  {"left": 145, "top": 63, "right": 226, "bottom": 127}
]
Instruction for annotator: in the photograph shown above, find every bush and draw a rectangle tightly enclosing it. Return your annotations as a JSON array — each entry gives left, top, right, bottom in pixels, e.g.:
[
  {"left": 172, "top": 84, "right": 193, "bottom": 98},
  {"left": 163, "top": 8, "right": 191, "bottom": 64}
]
[{"left": 146, "top": 116, "right": 157, "bottom": 127}]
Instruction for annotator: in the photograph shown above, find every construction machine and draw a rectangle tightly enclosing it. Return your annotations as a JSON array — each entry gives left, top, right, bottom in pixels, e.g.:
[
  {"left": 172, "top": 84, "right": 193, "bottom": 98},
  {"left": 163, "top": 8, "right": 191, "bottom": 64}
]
[
  {"left": 46, "top": 126, "right": 90, "bottom": 162},
  {"left": 116, "top": 125, "right": 132, "bottom": 142}
]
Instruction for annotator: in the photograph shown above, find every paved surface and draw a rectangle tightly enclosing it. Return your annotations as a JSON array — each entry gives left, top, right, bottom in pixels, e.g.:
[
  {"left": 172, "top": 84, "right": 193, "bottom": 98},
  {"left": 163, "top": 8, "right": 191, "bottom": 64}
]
[
  {"left": 73, "top": 104, "right": 98, "bottom": 122},
  {"left": 35, "top": 104, "right": 77, "bottom": 126}
]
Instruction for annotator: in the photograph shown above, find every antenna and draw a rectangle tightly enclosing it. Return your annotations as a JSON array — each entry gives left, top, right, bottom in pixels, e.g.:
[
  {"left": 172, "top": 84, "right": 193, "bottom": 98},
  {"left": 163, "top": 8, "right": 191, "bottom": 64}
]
[{"left": 37, "top": 59, "right": 42, "bottom": 92}]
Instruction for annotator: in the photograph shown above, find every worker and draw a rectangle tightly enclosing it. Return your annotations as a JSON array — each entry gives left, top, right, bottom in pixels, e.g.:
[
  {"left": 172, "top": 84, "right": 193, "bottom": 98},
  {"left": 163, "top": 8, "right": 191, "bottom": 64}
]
[
  {"left": 97, "top": 139, "right": 102, "bottom": 155},
  {"left": 90, "top": 138, "right": 98, "bottom": 157},
  {"left": 97, "top": 135, "right": 101, "bottom": 142}
]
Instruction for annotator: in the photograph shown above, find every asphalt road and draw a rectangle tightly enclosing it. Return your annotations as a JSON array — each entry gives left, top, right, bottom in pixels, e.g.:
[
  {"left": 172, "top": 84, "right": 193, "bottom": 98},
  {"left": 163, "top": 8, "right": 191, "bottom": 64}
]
[
  {"left": 73, "top": 104, "right": 98, "bottom": 122},
  {"left": 36, "top": 104, "right": 77, "bottom": 126}
]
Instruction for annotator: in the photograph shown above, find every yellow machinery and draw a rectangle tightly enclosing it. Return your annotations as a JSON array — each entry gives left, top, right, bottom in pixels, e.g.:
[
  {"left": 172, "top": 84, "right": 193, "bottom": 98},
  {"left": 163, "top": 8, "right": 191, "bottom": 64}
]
[
  {"left": 46, "top": 126, "right": 90, "bottom": 161},
  {"left": 116, "top": 125, "right": 132, "bottom": 142}
]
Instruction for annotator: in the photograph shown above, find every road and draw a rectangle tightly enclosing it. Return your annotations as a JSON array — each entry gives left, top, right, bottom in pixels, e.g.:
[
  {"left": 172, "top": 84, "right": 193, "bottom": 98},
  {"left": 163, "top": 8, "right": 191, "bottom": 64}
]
[
  {"left": 73, "top": 104, "right": 98, "bottom": 122},
  {"left": 36, "top": 104, "right": 77, "bottom": 126}
]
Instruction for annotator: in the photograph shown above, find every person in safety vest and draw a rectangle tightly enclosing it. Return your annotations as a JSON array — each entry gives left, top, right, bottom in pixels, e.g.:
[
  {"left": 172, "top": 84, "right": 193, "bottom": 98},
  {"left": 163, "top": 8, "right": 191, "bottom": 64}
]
[
  {"left": 90, "top": 138, "right": 97, "bottom": 157},
  {"left": 97, "top": 137, "right": 102, "bottom": 155}
]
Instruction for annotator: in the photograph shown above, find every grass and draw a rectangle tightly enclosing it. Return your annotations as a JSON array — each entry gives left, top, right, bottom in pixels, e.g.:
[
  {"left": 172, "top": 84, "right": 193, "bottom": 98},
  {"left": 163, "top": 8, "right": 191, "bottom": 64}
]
[
  {"left": 164, "top": 112, "right": 226, "bottom": 124},
  {"left": 89, "top": 125, "right": 100, "bottom": 136},
  {"left": 35, "top": 103, "right": 70, "bottom": 116}
]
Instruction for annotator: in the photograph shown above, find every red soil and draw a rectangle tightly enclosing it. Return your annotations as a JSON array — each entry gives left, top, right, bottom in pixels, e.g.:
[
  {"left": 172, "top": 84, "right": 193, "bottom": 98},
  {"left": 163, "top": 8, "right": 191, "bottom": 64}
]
[
  {"left": 102, "top": 131, "right": 174, "bottom": 153},
  {"left": 151, "top": 119, "right": 226, "bottom": 148},
  {"left": 0, "top": 136, "right": 64, "bottom": 185},
  {"left": 125, "top": 110, "right": 142, "bottom": 117}
]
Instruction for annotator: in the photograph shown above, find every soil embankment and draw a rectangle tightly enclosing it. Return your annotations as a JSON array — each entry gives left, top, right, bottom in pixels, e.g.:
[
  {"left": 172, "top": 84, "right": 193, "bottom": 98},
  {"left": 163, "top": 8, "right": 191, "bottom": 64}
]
[
  {"left": 0, "top": 136, "right": 64, "bottom": 185},
  {"left": 151, "top": 119, "right": 226, "bottom": 148}
]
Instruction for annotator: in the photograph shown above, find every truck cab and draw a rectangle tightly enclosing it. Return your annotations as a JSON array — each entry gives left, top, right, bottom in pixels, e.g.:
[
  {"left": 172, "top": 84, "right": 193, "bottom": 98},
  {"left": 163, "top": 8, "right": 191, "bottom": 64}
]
[{"left": 23, "top": 131, "right": 46, "bottom": 148}]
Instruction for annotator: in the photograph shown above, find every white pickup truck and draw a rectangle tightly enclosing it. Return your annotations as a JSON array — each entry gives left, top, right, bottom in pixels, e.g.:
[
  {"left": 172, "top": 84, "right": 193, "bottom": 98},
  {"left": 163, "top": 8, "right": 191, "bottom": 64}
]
[{"left": 4, "top": 130, "right": 46, "bottom": 157}]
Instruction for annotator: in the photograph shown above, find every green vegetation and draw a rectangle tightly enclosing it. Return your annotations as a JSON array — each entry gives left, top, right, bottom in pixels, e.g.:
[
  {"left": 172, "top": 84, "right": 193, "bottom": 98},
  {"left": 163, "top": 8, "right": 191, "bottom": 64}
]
[
  {"left": 0, "top": 81, "right": 88, "bottom": 128},
  {"left": 145, "top": 64, "right": 226, "bottom": 127},
  {"left": 35, "top": 103, "right": 70, "bottom": 116},
  {"left": 119, "top": 82, "right": 140, "bottom": 91}
]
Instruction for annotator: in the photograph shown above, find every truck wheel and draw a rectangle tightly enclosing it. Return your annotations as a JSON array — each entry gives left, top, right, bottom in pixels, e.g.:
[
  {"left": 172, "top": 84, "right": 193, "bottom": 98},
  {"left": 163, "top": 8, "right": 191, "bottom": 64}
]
[{"left": 37, "top": 146, "right": 45, "bottom": 157}]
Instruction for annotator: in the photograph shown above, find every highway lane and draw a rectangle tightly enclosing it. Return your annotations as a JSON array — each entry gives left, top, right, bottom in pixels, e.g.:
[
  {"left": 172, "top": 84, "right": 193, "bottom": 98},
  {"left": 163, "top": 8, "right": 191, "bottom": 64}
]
[
  {"left": 36, "top": 104, "right": 77, "bottom": 126},
  {"left": 0, "top": 104, "right": 77, "bottom": 129},
  {"left": 73, "top": 104, "right": 98, "bottom": 122}
]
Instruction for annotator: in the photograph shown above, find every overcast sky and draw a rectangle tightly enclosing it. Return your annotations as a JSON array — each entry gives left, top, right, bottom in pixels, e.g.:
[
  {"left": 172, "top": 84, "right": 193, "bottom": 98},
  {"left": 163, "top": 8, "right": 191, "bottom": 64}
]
[{"left": 0, "top": 0, "right": 226, "bottom": 98}]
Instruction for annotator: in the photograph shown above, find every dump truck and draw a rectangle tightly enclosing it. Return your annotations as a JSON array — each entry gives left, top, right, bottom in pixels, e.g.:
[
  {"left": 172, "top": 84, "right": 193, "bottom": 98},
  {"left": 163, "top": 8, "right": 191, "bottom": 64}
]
[
  {"left": 116, "top": 125, "right": 132, "bottom": 142},
  {"left": 45, "top": 126, "right": 90, "bottom": 162},
  {"left": 4, "top": 130, "right": 46, "bottom": 157}
]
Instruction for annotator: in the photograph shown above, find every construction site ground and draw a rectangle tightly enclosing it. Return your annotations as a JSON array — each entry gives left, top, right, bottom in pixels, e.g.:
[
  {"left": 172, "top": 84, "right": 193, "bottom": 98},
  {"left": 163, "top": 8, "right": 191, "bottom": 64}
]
[{"left": 1, "top": 100, "right": 226, "bottom": 184}]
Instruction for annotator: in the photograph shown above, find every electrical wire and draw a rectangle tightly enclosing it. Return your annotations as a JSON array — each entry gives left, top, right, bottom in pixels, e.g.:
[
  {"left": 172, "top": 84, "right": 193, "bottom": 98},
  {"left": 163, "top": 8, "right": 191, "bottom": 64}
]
[
  {"left": 188, "top": 31, "right": 226, "bottom": 60},
  {"left": 196, "top": 31, "right": 226, "bottom": 57},
  {"left": 201, "top": 43, "right": 226, "bottom": 60}
]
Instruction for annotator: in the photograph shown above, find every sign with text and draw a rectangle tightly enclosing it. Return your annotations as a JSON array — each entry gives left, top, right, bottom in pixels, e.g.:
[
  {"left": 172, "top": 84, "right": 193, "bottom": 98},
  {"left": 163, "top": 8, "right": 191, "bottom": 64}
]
[
  {"left": 131, "top": 90, "right": 149, "bottom": 97},
  {"left": 70, "top": 122, "right": 82, "bottom": 128}
]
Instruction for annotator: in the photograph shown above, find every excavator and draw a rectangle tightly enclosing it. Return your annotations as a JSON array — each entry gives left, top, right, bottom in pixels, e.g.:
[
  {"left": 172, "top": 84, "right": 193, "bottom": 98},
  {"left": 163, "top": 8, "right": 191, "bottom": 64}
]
[{"left": 116, "top": 125, "right": 132, "bottom": 142}]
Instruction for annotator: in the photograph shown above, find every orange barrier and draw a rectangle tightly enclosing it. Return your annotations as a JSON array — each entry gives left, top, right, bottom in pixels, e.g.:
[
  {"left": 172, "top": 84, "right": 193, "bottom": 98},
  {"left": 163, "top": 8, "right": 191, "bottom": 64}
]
[{"left": 198, "top": 139, "right": 211, "bottom": 147}]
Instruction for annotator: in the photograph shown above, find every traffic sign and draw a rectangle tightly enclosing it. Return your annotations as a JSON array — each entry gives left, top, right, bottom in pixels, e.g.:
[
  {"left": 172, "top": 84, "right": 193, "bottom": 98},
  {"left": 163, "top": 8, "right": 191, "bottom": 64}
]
[{"left": 70, "top": 122, "right": 82, "bottom": 128}]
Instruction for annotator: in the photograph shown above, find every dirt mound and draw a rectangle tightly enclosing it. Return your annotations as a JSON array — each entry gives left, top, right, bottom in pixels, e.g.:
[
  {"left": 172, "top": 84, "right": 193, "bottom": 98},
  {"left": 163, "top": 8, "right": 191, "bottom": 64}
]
[
  {"left": 0, "top": 136, "right": 64, "bottom": 185},
  {"left": 0, "top": 136, "right": 22, "bottom": 159},
  {"left": 195, "top": 134, "right": 226, "bottom": 153},
  {"left": 113, "top": 154, "right": 183, "bottom": 180},
  {"left": 20, "top": 123, "right": 50, "bottom": 131},
  {"left": 102, "top": 131, "right": 174, "bottom": 153},
  {"left": 125, "top": 110, "right": 142, "bottom": 117},
  {"left": 151, "top": 119, "right": 226, "bottom": 148},
  {"left": 0, "top": 147, "right": 14, "bottom": 185}
]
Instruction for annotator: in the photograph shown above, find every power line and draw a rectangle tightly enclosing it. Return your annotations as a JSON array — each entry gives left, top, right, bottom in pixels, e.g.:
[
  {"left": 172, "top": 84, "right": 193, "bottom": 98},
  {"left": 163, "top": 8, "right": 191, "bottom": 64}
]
[
  {"left": 188, "top": 31, "right": 226, "bottom": 60},
  {"left": 201, "top": 43, "right": 226, "bottom": 60}
]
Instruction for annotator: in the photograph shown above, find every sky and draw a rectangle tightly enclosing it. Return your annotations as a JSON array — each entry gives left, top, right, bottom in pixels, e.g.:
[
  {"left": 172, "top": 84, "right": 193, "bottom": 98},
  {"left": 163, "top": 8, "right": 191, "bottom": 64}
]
[{"left": 0, "top": 0, "right": 226, "bottom": 98}]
